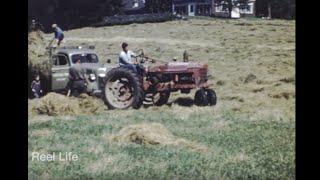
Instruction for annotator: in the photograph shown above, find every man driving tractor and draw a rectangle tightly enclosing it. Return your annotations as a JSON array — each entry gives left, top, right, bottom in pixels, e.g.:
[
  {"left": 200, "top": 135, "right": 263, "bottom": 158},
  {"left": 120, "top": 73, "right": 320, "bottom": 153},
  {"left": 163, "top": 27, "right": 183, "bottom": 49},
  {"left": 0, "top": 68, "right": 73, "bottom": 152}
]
[{"left": 118, "top": 42, "right": 144, "bottom": 75}]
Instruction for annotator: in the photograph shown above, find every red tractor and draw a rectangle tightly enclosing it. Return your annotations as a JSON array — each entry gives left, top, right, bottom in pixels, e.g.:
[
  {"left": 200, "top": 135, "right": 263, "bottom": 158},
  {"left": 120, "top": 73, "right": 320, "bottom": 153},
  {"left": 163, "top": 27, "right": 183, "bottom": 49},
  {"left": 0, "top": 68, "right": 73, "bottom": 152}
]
[{"left": 102, "top": 50, "right": 217, "bottom": 109}]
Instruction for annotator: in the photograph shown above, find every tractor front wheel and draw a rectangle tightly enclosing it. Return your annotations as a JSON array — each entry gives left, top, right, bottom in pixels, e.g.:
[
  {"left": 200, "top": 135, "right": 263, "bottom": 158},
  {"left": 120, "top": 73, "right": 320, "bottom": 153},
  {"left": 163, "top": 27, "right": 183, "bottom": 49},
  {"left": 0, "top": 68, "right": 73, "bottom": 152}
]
[
  {"left": 206, "top": 89, "right": 217, "bottom": 106},
  {"left": 194, "top": 89, "right": 208, "bottom": 106}
]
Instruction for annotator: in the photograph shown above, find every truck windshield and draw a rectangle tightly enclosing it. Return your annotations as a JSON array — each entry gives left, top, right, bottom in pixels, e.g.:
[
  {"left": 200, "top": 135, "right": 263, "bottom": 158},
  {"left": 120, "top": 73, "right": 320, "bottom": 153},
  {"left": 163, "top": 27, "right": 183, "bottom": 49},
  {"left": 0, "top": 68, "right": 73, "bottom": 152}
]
[{"left": 71, "top": 53, "right": 99, "bottom": 63}]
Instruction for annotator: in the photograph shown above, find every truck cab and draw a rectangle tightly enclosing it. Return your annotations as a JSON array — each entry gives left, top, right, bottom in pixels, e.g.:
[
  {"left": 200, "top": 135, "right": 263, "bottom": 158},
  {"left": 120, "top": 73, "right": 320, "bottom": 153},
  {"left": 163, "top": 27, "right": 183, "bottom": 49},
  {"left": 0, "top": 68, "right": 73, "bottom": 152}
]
[{"left": 50, "top": 46, "right": 107, "bottom": 95}]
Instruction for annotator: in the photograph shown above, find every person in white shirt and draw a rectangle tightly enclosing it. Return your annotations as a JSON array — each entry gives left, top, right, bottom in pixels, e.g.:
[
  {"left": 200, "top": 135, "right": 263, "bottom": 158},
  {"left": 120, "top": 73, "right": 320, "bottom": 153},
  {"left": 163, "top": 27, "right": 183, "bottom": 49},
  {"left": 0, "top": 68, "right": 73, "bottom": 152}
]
[
  {"left": 119, "top": 42, "right": 145, "bottom": 74},
  {"left": 119, "top": 42, "right": 137, "bottom": 66}
]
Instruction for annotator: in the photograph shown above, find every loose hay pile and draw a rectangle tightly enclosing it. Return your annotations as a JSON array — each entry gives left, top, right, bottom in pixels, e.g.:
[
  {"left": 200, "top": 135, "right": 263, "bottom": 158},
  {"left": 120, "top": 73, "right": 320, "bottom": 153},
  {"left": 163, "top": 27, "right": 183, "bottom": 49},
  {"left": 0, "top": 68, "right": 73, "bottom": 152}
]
[
  {"left": 31, "top": 93, "right": 106, "bottom": 116},
  {"left": 78, "top": 94, "right": 106, "bottom": 114},
  {"left": 109, "top": 123, "right": 208, "bottom": 153}
]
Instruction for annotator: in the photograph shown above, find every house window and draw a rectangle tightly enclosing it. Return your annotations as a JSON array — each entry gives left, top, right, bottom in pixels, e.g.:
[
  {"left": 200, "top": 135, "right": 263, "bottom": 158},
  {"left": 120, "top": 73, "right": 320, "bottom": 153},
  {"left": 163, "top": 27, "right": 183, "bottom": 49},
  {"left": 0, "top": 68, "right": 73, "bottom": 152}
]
[
  {"left": 132, "top": 0, "right": 139, "bottom": 8},
  {"left": 190, "top": 5, "right": 194, "bottom": 13},
  {"left": 239, "top": 3, "right": 253, "bottom": 14},
  {"left": 215, "top": 3, "right": 229, "bottom": 13}
]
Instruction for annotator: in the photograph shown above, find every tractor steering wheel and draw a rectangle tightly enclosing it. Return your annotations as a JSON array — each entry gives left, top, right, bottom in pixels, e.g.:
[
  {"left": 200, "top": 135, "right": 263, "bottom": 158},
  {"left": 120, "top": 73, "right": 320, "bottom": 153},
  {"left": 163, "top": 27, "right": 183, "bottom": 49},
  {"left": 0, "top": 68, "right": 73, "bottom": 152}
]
[
  {"left": 133, "top": 49, "right": 156, "bottom": 64},
  {"left": 133, "top": 49, "right": 145, "bottom": 64}
]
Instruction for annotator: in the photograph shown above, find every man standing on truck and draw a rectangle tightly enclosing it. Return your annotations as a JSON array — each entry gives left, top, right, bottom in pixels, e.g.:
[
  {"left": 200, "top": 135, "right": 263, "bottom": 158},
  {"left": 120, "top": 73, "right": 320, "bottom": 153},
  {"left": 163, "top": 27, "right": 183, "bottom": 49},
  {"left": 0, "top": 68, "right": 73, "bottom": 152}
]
[
  {"left": 51, "top": 24, "right": 64, "bottom": 47},
  {"left": 67, "top": 58, "right": 89, "bottom": 97},
  {"left": 119, "top": 42, "right": 144, "bottom": 75}
]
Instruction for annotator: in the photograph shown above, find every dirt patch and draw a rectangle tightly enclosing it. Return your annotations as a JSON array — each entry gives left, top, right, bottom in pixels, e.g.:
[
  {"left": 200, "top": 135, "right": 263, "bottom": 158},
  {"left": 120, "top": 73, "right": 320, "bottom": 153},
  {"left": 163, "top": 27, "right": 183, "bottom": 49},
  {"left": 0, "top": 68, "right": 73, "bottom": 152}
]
[
  {"left": 232, "top": 107, "right": 241, "bottom": 112},
  {"left": 252, "top": 87, "right": 265, "bottom": 93},
  {"left": 256, "top": 80, "right": 263, "bottom": 84},
  {"left": 244, "top": 73, "right": 257, "bottom": 83},
  {"left": 235, "top": 22, "right": 254, "bottom": 26},
  {"left": 269, "top": 92, "right": 295, "bottom": 100},
  {"left": 222, "top": 96, "right": 244, "bottom": 102},
  {"left": 216, "top": 80, "right": 225, "bottom": 86},
  {"left": 30, "top": 129, "right": 53, "bottom": 136},
  {"left": 31, "top": 93, "right": 106, "bottom": 116},
  {"left": 280, "top": 77, "right": 295, "bottom": 84},
  {"left": 108, "top": 123, "right": 208, "bottom": 153}
]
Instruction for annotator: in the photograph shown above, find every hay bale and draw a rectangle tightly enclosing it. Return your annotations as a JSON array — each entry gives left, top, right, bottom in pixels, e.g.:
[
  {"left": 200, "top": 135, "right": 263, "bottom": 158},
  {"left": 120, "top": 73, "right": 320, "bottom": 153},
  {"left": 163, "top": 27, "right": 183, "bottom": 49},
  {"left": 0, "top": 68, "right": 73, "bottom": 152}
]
[
  {"left": 109, "top": 123, "right": 208, "bottom": 153},
  {"left": 110, "top": 123, "right": 174, "bottom": 145},
  {"left": 31, "top": 93, "right": 106, "bottom": 116},
  {"left": 35, "top": 93, "right": 81, "bottom": 116}
]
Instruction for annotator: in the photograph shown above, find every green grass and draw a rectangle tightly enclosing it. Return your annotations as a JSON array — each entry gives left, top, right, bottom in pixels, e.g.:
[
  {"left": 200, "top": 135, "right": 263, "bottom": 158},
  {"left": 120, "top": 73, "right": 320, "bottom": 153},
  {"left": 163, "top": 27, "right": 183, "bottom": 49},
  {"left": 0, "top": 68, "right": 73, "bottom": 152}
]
[
  {"left": 28, "top": 107, "right": 295, "bottom": 179},
  {"left": 31, "top": 18, "right": 295, "bottom": 179}
]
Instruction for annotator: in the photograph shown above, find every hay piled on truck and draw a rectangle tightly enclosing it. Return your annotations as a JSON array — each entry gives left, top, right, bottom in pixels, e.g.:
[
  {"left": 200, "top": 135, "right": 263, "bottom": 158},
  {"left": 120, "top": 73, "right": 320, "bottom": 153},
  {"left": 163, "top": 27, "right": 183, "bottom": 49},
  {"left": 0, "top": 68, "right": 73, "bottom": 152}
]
[
  {"left": 28, "top": 31, "right": 51, "bottom": 76},
  {"left": 28, "top": 31, "right": 52, "bottom": 95}
]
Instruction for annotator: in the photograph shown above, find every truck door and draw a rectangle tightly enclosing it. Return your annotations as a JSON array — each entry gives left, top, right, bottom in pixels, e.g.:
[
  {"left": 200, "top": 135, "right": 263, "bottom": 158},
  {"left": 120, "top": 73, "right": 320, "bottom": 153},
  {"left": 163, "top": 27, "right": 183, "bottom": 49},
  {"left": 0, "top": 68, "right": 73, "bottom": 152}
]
[{"left": 51, "top": 54, "right": 70, "bottom": 91}]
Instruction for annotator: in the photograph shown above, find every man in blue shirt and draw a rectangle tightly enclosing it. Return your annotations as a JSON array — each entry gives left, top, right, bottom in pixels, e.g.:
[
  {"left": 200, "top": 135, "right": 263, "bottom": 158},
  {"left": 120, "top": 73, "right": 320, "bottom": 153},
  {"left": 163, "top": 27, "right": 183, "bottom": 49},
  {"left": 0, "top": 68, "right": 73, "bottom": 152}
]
[{"left": 52, "top": 24, "right": 64, "bottom": 47}]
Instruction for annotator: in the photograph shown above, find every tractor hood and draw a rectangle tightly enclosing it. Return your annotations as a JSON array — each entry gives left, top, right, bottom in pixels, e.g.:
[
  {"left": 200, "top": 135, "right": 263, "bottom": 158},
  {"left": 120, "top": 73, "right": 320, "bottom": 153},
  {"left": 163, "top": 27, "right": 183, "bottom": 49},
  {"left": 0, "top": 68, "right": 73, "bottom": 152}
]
[{"left": 148, "top": 62, "right": 208, "bottom": 73}]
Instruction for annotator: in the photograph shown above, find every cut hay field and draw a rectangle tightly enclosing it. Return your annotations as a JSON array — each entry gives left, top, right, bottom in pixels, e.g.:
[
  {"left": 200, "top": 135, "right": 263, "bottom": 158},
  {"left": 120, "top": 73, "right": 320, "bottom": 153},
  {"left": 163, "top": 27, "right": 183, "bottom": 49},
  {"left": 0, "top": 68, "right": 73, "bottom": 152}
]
[{"left": 29, "top": 17, "right": 295, "bottom": 179}]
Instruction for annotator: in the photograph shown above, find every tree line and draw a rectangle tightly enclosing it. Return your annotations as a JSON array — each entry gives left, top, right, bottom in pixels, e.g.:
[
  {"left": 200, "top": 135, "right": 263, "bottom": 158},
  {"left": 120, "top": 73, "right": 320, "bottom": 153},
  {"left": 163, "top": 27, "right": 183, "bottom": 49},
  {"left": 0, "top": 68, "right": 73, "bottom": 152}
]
[
  {"left": 28, "top": 0, "right": 124, "bottom": 32},
  {"left": 28, "top": 0, "right": 295, "bottom": 32},
  {"left": 256, "top": 0, "right": 295, "bottom": 19}
]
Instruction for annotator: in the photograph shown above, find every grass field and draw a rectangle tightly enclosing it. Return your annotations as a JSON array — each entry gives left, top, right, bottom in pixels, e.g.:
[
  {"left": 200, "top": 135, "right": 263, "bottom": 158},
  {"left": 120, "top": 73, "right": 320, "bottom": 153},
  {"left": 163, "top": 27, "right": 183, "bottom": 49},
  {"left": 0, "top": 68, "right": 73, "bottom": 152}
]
[{"left": 29, "top": 17, "right": 295, "bottom": 179}]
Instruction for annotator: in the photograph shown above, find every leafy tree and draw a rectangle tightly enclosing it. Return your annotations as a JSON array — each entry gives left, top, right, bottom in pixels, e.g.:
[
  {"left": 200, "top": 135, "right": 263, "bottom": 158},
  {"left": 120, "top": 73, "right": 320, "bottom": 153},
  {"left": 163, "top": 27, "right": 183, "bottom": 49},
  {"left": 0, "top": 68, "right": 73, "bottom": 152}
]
[
  {"left": 145, "top": 0, "right": 171, "bottom": 13},
  {"left": 256, "top": 0, "right": 295, "bottom": 19},
  {"left": 28, "top": 0, "right": 124, "bottom": 31}
]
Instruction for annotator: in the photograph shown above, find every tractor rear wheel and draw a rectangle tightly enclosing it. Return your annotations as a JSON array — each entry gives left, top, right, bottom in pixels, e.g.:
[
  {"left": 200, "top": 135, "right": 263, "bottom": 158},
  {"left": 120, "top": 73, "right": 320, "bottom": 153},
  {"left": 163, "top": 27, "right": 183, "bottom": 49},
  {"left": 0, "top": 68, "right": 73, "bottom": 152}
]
[
  {"left": 206, "top": 89, "right": 217, "bottom": 106},
  {"left": 102, "top": 67, "right": 144, "bottom": 109},
  {"left": 194, "top": 88, "right": 208, "bottom": 106}
]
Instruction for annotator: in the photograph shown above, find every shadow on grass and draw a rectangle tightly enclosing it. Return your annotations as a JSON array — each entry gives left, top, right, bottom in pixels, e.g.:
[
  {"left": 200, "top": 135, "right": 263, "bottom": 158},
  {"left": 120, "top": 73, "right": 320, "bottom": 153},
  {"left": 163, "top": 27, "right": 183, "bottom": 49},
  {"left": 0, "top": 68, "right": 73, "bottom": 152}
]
[
  {"left": 171, "top": 97, "right": 194, "bottom": 107},
  {"left": 143, "top": 97, "right": 195, "bottom": 108}
]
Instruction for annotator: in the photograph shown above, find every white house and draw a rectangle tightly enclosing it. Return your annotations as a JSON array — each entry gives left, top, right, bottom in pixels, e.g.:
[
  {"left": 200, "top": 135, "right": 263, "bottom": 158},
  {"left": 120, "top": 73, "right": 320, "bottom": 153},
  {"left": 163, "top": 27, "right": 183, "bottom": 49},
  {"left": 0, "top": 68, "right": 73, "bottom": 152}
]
[
  {"left": 172, "top": 0, "right": 256, "bottom": 17},
  {"left": 172, "top": 0, "right": 212, "bottom": 16},
  {"left": 212, "top": 0, "right": 256, "bottom": 17}
]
